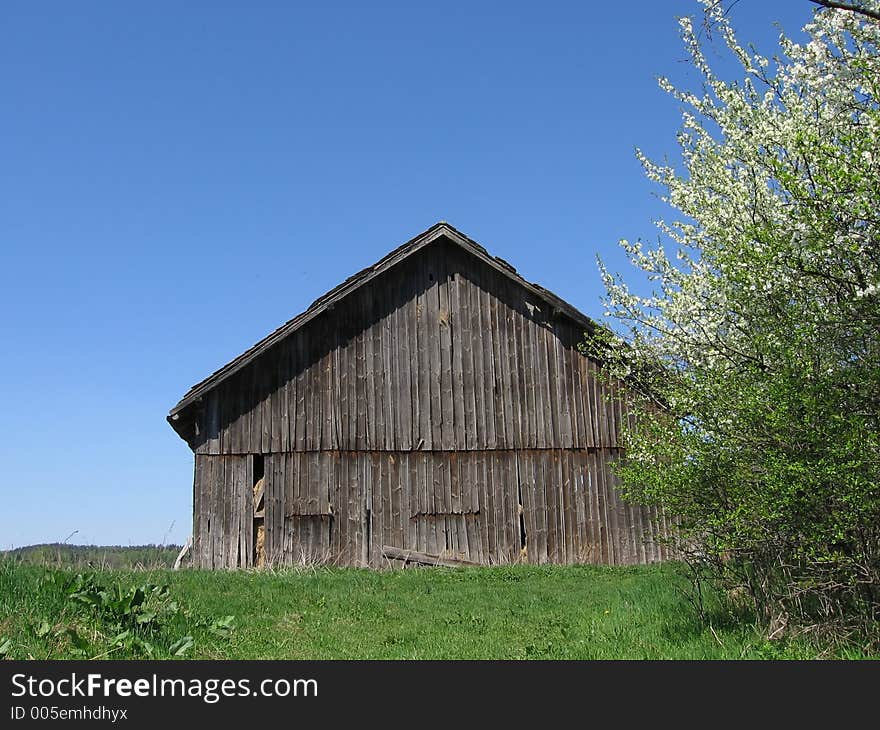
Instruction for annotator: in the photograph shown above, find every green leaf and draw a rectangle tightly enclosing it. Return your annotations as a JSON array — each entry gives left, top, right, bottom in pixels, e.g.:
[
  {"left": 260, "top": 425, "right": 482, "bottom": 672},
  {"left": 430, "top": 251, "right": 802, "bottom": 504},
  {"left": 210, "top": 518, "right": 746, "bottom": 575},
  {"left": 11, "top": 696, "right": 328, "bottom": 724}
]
[
  {"left": 208, "top": 615, "right": 235, "bottom": 637},
  {"left": 169, "top": 636, "right": 194, "bottom": 657},
  {"left": 135, "top": 610, "right": 157, "bottom": 625}
]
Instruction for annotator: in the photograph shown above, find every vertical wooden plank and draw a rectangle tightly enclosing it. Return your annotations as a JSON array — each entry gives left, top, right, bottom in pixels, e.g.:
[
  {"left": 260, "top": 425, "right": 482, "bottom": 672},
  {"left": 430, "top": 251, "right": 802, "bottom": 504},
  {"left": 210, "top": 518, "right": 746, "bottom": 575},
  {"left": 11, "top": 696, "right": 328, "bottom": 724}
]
[
  {"left": 265, "top": 454, "right": 275, "bottom": 565},
  {"left": 535, "top": 451, "right": 550, "bottom": 564},
  {"left": 509, "top": 453, "right": 524, "bottom": 562},
  {"left": 589, "top": 359, "right": 601, "bottom": 448},
  {"left": 438, "top": 456, "right": 453, "bottom": 554},
  {"left": 256, "top": 360, "right": 269, "bottom": 454},
  {"left": 227, "top": 457, "right": 239, "bottom": 568},
  {"left": 589, "top": 451, "right": 607, "bottom": 564},
  {"left": 466, "top": 269, "right": 486, "bottom": 450},
  {"left": 570, "top": 346, "right": 586, "bottom": 449},
  {"left": 555, "top": 329, "right": 574, "bottom": 449},
  {"left": 500, "top": 291, "right": 520, "bottom": 448},
  {"left": 384, "top": 285, "right": 396, "bottom": 451},
  {"left": 217, "top": 457, "right": 227, "bottom": 569},
  {"left": 393, "top": 279, "right": 411, "bottom": 451},
  {"left": 279, "top": 453, "right": 288, "bottom": 566},
  {"left": 521, "top": 314, "right": 538, "bottom": 449},
  {"left": 229, "top": 457, "right": 238, "bottom": 568},
  {"left": 509, "top": 297, "right": 526, "bottom": 449},
  {"left": 388, "top": 453, "right": 400, "bottom": 551},
  {"left": 325, "top": 451, "right": 335, "bottom": 561},
  {"left": 610, "top": 456, "right": 632, "bottom": 564},
  {"left": 570, "top": 450, "right": 586, "bottom": 563},
  {"left": 413, "top": 256, "right": 429, "bottom": 450},
  {"left": 372, "top": 453, "right": 384, "bottom": 568},
  {"left": 236, "top": 455, "right": 245, "bottom": 568},
  {"left": 601, "top": 450, "right": 620, "bottom": 564},
  {"left": 216, "top": 456, "right": 226, "bottom": 568},
  {"left": 312, "top": 332, "right": 325, "bottom": 452},
  {"left": 493, "top": 287, "right": 511, "bottom": 447},
  {"left": 553, "top": 449, "right": 566, "bottom": 564},
  {"left": 562, "top": 450, "right": 575, "bottom": 564},
  {"left": 362, "top": 286, "right": 377, "bottom": 450},
  {"left": 404, "top": 270, "right": 419, "bottom": 451},
  {"left": 477, "top": 451, "right": 501, "bottom": 563},
  {"left": 472, "top": 451, "right": 496, "bottom": 565},
  {"left": 227, "top": 377, "right": 241, "bottom": 456},
  {"left": 331, "top": 453, "right": 343, "bottom": 564},
  {"left": 540, "top": 328, "right": 556, "bottom": 449},
  {"left": 267, "top": 361, "right": 281, "bottom": 456},
  {"left": 349, "top": 453, "right": 363, "bottom": 566},
  {"left": 217, "top": 384, "right": 229, "bottom": 455},
  {"left": 202, "top": 456, "right": 211, "bottom": 569},
  {"left": 480, "top": 276, "right": 498, "bottom": 450},
  {"left": 207, "top": 456, "right": 217, "bottom": 569},
  {"left": 426, "top": 456, "right": 440, "bottom": 556},
  {"left": 528, "top": 319, "right": 546, "bottom": 449},
  {"left": 349, "top": 307, "right": 361, "bottom": 453},
  {"left": 459, "top": 270, "right": 477, "bottom": 451},
  {"left": 320, "top": 336, "right": 334, "bottom": 454},
  {"left": 205, "top": 392, "right": 220, "bottom": 455},
  {"left": 450, "top": 270, "right": 467, "bottom": 451},
  {"left": 290, "top": 334, "right": 303, "bottom": 451},
  {"left": 437, "top": 254, "right": 455, "bottom": 451},
  {"left": 336, "top": 306, "right": 349, "bottom": 452},
  {"left": 451, "top": 454, "right": 468, "bottom": 558},
  {"left": 244, "top": 455, "right": 253, "bottom": 568},
  {"left": 460, "top": 451, "right": 485, "bottom": 563},
  {"left": 415, "top": 453, "right": 427, "bottom": 554},
  {"left": 515, "top": 452, "right": 529, "bottom": 562},
  {"left": 486, "top": 451, "right": 501, "bottom": 562},
  {"left": 193, "top": 457, "right": 203, "bottom": 568},
  {"left": 425, "top": 253, "right": 442, "bottom": 450},
  {"left": 372, "top": 289, "right": 386, "bottom": 451},
  {"left": 487, "top": 451, "right": 501, "bottom": 562},
  {"left": 581, "top": 451, "right": 593, "bottom": 563},
  {"left": 400, "top": 453, "right": 413, "bottom": 550},
  {"left": 340, "top": 454, "right": 351, "bottom": 565},
  {"left": 354, "top": 292, "right": 368, "bottom": 452},
  {"left": 240, "top": 360, "right": 254, "bottom": 454}
]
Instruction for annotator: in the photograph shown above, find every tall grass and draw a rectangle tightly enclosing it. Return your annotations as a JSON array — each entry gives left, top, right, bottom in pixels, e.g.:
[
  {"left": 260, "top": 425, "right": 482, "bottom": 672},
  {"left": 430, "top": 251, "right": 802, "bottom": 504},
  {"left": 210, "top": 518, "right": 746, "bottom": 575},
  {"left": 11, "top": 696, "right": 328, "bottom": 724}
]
[{"left": 0, "top": 560, "right": 872, "bottom": 659}]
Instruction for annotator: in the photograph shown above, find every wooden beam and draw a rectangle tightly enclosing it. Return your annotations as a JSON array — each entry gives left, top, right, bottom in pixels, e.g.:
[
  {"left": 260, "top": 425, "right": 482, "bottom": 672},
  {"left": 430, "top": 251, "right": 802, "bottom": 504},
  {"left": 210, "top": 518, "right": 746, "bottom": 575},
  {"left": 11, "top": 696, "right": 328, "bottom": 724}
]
[{"left": 381, "top": 545, "right": 480, "bottom": 568}]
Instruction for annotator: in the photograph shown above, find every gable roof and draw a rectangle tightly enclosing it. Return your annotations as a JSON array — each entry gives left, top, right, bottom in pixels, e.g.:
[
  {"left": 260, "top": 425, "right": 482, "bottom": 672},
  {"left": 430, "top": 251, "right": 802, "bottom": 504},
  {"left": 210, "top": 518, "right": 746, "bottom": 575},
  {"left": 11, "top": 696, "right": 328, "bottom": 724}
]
[{"left": 168, "top": 222, "right": 599, "bottom": 428}]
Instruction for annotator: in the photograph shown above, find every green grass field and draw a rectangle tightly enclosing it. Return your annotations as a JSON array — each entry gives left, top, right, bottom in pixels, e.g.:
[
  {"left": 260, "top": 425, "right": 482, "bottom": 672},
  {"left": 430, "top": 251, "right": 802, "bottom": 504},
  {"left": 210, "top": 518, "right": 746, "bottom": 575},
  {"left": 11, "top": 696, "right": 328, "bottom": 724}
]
[{"left": 0, "top": 560, "right": 870, "bottom": 660}]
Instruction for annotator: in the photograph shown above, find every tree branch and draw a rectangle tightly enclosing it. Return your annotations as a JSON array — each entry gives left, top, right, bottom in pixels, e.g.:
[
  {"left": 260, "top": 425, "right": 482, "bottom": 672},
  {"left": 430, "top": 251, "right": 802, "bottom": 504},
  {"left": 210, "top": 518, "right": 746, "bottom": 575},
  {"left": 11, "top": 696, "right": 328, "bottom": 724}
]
[{"left": 809, "top": 0, "right": 880, "bottom": 22}]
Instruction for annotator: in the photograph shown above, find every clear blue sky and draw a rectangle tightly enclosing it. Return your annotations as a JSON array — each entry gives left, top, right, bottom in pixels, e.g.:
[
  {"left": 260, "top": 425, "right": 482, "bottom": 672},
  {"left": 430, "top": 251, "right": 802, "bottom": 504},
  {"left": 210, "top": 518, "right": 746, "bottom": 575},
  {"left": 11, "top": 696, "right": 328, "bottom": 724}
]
[{"left": 1, "top": 1, "right": 811, "bottom": 548}]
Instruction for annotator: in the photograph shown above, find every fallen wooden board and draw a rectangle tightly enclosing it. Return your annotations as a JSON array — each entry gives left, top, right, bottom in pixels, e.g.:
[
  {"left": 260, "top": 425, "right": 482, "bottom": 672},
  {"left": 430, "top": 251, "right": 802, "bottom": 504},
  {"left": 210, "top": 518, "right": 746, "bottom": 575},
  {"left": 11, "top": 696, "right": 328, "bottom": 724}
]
[
  {"left": 381, "top": 545, "right": 480, "bottom": 568},
  {"left": 173, "top": 536, "right": 192, "bottom": 570}
]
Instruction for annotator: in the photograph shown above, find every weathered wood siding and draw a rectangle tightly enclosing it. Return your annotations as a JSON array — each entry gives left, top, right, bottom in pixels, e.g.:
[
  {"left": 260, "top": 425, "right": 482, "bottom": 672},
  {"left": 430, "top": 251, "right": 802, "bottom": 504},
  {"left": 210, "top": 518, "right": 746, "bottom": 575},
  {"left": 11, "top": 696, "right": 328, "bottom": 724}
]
[
  {"left": 193, "top": 450, "right": 671, "bottom": 569},
  {"left": 192, "top": 454, "right": 254, "bottom": 570},
  {"left": 191, "top": 242, "right": 627, "bottom": 456},
  {"left": 188, "top": 240, "right": 666, "bottom": 569}
]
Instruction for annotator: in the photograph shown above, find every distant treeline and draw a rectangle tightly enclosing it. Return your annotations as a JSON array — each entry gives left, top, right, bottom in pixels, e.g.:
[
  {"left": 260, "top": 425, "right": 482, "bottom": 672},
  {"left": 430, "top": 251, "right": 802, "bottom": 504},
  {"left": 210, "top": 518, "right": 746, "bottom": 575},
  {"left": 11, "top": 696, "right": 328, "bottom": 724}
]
[{"left": 2, "top": 544, "right": 182, "bottom": 570}]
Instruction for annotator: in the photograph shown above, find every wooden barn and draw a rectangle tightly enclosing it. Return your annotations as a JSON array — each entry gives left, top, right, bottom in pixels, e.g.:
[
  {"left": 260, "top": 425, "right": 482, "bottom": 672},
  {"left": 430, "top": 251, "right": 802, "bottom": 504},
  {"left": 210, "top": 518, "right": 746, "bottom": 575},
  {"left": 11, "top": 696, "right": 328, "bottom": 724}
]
[{"left": 167, "top": 222, "right": 669, "bottom": 569}]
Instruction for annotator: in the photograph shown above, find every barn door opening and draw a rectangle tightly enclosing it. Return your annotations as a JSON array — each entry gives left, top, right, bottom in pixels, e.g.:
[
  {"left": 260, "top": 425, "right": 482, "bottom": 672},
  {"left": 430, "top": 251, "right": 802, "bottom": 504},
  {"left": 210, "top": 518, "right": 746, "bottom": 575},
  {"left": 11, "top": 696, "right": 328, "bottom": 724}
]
[{"left": 252, "top": 454, "right": 265, "bottom": 568}]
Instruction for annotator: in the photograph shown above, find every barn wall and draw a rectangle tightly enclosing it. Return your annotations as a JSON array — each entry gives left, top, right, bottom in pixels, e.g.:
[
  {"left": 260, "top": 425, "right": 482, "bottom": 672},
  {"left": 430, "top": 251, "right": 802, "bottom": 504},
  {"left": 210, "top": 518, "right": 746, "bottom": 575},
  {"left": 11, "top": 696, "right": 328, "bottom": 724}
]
[
  {"left": 193, "top": 450, "right": 669, "bottom": 569},
  {"left": 191, "top": 242, "right": 629, "bottom": 456},
  {"left": 192, "top": 454, "right": 254, "bottom": 570},
  {"left": 188, "top": 239, "right": 668, "bottom": 570}
]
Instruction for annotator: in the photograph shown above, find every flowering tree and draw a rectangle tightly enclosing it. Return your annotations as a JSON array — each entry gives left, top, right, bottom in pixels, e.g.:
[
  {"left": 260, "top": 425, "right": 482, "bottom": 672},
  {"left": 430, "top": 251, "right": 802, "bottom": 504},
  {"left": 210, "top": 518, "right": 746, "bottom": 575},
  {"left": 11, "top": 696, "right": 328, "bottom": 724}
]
[{"left": 598, "top": 0, "right": 880, "bottom": 645}]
